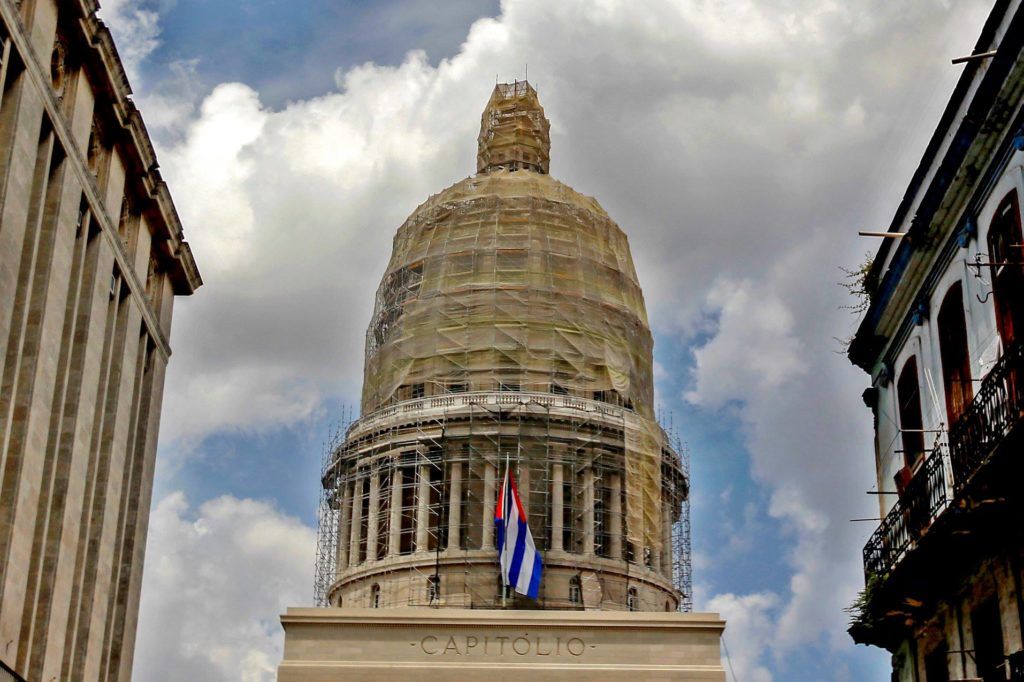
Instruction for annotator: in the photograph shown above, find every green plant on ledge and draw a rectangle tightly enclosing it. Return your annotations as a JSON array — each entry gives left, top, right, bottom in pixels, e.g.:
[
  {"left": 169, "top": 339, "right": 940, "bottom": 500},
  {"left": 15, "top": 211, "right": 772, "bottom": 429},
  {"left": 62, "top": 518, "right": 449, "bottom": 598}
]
[
  {"left": 838, "top": 252, "right": 876, "bottom": 315},
  {"left": 846, "top": 572, "right": 887, "bottom": 641}
]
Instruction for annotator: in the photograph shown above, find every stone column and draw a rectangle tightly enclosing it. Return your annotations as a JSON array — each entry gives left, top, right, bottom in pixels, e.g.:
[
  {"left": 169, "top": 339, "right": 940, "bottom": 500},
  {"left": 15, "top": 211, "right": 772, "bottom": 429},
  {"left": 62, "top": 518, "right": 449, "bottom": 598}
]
[
  {"left": 482, "top": 461, "right": 496, "bottom": 550},
  {"left": 661, "top": 498, "right": 674, "bottom": 577},
  {"left": 336, "top": 480, "right": 352, "bottom": 571},
  {"left": 349, "top": 476, "right": 363, "bottom": 565},
  {"left": 550, "top": 464, "right": 564, "bottom": 551},
  {"left": 366, "top": 469, "right": 381, "bottom": 561},
  {"left": 447, "top": 461, "right": 463, "bottom": 551},
  {"left": 415, "top": 464, "right": 431, "bottom": 552},
  {"left": 608, "top": 473, "right": 622, "bottom": 559},
  {"left": 583, "top": 467, "right": 595, "bottom": 555},
  {"left": 388, "top": 466, "right": 402, "bottom": 556}
]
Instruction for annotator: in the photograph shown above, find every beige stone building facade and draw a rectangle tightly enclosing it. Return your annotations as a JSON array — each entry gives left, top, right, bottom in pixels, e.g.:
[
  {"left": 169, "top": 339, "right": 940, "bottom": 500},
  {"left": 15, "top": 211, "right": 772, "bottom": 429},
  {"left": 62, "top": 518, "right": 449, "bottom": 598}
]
[
  {"left": 279, "top": 608, "right": 725, "bottom": 681},
  {"left": 0, "top": 1, "right": 201, "bottom": 680}
]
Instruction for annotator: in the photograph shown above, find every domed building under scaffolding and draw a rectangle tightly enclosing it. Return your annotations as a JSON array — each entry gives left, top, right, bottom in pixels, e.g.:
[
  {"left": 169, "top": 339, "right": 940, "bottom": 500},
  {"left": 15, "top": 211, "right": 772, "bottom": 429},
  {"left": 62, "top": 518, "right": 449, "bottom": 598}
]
[{"left": 281, "top": 82, "right": 723, "bottom": 681}]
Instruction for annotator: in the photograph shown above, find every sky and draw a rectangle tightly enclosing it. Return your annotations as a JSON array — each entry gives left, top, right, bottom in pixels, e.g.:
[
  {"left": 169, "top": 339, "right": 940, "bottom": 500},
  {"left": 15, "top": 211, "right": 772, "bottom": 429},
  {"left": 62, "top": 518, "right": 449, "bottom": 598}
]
[{"left": 97, "top": 1, "right": 996, "bottom": 680}]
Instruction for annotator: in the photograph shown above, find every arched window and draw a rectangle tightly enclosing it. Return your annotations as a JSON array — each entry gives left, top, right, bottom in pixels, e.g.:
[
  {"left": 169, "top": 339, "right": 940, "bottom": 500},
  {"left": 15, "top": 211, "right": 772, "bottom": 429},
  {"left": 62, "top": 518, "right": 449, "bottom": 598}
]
[
  {"left": 988, "top": 191, "right": 1024, "bottom": 347},
  {"left": 569, "top": 575, "right": 582, "bottom": 605},
  {"left": 371, "top": 583, "right": 381, "bottom": 608},
  {"left": 896, "top": 356, "right": 925, "bottom": 467},
  {"left": 627, "top": 587, "right": 638, "bottom": 612},
  {"left": 938, "top": 283, "right": 973, "bottom": 426}
]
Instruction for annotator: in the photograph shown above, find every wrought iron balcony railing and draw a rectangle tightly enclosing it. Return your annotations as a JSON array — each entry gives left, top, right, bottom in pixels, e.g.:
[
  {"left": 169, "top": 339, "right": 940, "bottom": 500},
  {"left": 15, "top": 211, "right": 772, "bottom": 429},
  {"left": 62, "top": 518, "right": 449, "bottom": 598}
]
[
  {"left": 862, "top": 341, "right": 1024, "bottom": 579},
  {"left": 863, "top": 444, "right": 950, "bottom": 577},
  {"left": 949, "top": 340, "right": 1024, "bottom": 488}
]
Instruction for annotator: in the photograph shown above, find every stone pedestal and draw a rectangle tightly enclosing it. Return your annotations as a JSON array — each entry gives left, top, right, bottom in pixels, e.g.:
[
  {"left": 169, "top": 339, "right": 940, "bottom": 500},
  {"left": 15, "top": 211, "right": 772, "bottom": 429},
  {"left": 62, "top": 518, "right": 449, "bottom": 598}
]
[{"left": 278, "top": 607, "right": 726, "bottom": 681}]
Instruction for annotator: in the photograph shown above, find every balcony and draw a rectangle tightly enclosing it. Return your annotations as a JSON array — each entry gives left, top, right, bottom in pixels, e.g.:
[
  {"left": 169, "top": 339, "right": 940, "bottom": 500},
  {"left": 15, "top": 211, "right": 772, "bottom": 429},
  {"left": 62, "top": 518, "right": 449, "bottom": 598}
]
[
  {"left": 862, "top": 341, "right": 1024, "bottom": 580},
  {"left": 949, "top": 340, "right": 1024, "bottom": 489},
  {"left": 862, "top": 443, "right": 950, "bottom": 577}
]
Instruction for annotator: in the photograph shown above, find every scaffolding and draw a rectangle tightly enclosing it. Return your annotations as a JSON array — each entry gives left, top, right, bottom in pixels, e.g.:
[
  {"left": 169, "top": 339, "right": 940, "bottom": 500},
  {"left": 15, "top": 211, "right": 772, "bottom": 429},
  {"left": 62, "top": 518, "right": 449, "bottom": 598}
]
[
  {"left": 312, "top": 81, "right": 693, "bottom": 613},
  {"left": 313, "top": 408, "right": 354, "bottom": 607},
  {"left": 313, "top": 392, "right": 692, "bottom": 612}
]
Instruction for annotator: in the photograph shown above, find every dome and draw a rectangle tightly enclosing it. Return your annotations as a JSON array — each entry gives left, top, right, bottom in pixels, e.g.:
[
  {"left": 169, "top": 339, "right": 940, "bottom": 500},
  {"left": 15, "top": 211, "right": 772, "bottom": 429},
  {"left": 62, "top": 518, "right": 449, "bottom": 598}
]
[
  {"left": 322, "top": 82, "right": 689, "bottom": 614},
  {"left": 362, "top": 169, "right": 654, "bottom": 418}
]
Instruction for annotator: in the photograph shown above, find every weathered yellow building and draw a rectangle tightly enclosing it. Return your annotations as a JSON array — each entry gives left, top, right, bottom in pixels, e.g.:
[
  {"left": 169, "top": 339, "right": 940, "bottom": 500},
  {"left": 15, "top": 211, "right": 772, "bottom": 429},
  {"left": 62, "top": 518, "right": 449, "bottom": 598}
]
[{"left": 847, "top": 1, "right": 1024, "bottom": 679}]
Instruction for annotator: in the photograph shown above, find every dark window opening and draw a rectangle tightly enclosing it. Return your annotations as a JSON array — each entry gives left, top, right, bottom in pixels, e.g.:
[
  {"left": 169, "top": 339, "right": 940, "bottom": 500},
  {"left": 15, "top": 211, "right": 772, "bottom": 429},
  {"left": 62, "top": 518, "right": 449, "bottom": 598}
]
[
  {"left": 427, "top": 461, "right": 447, "bottom": 552},
  {"left": 562, "top": 480, "right": 574, "bottom": 552},
  {"left": 496, "top": 573, "right": 515, "bottom": 603},
  {"left": 569, "top": 575, "right": 582, "bottom": 605},
  {"left": 594, "top": 484, "right": 609, "bottom": 558},
  {"left": 897, "top": 356, "right": 926, "bottom": 469},
  {"left": 462, "top": 452, "right": 483, "bottom": 551},
  {"left": 627, "top": 587, "right": 638, "bottom": 612},
  {"left": 593, "top": 389, "right": 634, "bottom": 410},
  {"left": 357, "top": 476, "right": 369, "bottom": 563},
  {"left": 117, "top": 194, "right": 131, "bottom": 241},
  {"left": 989, "top": 191, "right": 1024, "bottom": 348},
  {"left": 447, "top": 382, "right": 467, "bottom": 394},
  {"left": 376, "top": 469, "right": 391, "bottom": 561},
  {"left": 87, "top": 119, "right": 103, "bottom": 177},
  {"left": 371, "top": 261, "right": 423, "bottom": 350},
  {"left": 938, "top": 283, "right": 973, "bottom": 426},
  {"left": 971, "top": 596, "right": 1004, "bottom": 682},
  {"left": 50, "top": 36, "right": 66, "bottom": 97},
  {"left": 499, "top": 382, "right": 520, "bottom": 392},
  {"left": 371, "top": 584, "right": 381, "bottom": 608},
  {"left": 75, "top": 196, "right": 89, "bottom": 236},
  {"left": 410, "top": 383, "right": 424, "bottom": 399},
  {"left": 924, "top": 642, "right": 949, "bottom": 682},
  {"left": 427, "top": 575, "right": 440, "bottom": 603},
  {"left": 399, "top": 468, "right": 415, "bottom": 554},
  {"left": 551, "top": 383, "right": 568, "bottom": 395}
]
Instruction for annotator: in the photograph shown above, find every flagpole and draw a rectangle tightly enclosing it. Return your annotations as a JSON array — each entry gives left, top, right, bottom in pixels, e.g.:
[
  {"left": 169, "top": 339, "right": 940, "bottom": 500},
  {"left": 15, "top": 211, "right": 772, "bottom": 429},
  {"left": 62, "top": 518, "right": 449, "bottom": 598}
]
[{"left": 501, "top": 452, "right": 509, "bottom": 608}]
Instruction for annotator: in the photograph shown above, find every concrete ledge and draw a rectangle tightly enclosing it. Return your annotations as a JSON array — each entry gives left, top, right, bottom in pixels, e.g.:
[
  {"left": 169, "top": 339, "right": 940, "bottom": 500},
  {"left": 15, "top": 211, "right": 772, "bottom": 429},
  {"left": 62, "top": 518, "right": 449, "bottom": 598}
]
[{"left": 279, "top": 607, "right": 725, "bottom": 681}]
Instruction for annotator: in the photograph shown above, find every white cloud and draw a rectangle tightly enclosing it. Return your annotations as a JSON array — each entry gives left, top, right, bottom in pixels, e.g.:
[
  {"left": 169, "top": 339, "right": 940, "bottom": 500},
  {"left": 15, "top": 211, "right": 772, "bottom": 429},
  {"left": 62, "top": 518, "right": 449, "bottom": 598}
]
[
  {"left": 96, "top": 0, "right": 164, "bottom": 82},
  {"left": 133, "top": 493, "right": 315, "bottom": 682},
  {"left": 708, "top": 591, "right": 780, "bottom": 682},
  {"left": 685, "top": 236, "right": 879, "bottom": 657},
  {"left": 686, "top": 277, "right": 805, "bottom": 408}
]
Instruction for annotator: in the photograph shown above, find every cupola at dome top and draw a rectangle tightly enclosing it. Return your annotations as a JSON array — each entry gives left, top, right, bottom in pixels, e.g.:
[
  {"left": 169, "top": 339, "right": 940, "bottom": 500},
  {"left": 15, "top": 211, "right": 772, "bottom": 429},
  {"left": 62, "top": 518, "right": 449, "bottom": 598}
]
[{"left": 476, "top": 80, "right": 551, "bottom": 174}]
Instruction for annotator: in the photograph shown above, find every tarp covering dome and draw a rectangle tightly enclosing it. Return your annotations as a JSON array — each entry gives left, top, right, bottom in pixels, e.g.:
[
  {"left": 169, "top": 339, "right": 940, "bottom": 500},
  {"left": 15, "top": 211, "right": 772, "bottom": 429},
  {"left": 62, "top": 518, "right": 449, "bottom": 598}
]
[{"left": 316, "top": 82, "right": 690, "bottom": 615}]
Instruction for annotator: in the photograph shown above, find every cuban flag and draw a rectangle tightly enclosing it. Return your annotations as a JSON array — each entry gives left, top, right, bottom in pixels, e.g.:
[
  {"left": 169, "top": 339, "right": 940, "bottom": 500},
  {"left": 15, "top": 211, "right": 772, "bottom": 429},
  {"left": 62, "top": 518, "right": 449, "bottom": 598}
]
[{"left": 495, "top": 465, "right": 543, "bottom": 599}]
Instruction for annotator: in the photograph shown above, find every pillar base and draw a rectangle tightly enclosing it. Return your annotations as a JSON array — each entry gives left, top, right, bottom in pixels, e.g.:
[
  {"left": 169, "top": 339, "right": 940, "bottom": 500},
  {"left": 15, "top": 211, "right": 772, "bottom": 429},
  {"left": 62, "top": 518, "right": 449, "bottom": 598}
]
[{"left": 278, "top": 607, "right": 725, "bottom": 681}]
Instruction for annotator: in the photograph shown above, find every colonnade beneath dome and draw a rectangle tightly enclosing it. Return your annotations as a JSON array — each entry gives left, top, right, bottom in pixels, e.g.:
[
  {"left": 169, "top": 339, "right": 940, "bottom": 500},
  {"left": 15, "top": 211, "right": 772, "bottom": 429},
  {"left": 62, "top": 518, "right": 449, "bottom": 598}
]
[{"left": 334, "top": 458, "right": 660, "bottom": 572}]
